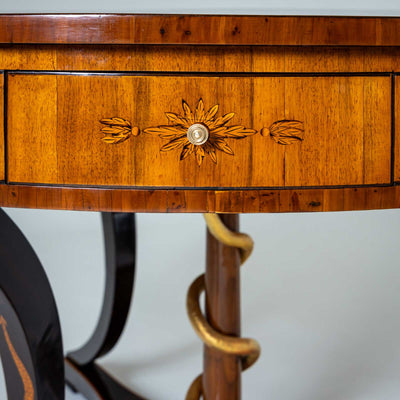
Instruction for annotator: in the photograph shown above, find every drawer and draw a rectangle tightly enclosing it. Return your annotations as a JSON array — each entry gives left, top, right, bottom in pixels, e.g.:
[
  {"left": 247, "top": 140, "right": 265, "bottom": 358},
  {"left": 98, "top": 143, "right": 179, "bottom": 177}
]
[
  {"left": 7, "top": 73, "right": 391, "bottom": 188},
  {"left": 394, "top": 75, "right": 400, "bottom": 183}
]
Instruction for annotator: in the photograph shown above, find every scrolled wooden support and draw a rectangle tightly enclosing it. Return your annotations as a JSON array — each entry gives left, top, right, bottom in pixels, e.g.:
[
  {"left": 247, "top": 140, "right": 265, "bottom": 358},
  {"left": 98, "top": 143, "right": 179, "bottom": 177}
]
[
  {"left": 185, "top": 213, "right": 261, "bottom": 400},
  {"left": 0, "top": 209, "right": 65, "bottom": 400}
]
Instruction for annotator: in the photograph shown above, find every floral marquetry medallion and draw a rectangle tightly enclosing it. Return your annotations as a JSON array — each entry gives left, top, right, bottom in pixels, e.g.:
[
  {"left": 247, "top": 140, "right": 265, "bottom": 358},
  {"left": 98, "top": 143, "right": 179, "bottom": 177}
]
[
  {"left": 99, "top": 98, "right": 305, "bottom": 165},
  {"left": 144, "top": 99, "right": 257, "bottom": 166}
]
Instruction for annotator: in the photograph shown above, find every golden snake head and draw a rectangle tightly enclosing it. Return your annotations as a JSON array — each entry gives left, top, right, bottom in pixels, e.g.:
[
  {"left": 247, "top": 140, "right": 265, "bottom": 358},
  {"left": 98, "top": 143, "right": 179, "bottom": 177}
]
[{"left": 0, "top": 315, "right": 7, "bottom": 327}]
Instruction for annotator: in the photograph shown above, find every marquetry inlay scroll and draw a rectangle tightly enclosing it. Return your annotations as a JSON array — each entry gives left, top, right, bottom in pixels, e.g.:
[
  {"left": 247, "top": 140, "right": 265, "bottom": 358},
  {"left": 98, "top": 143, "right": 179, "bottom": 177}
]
[
  {"left": 99, "top": 99, "right": 304, "bottom": 165},
  {"left": 0, "top": 316, "right": 35, "bottom": 400}
]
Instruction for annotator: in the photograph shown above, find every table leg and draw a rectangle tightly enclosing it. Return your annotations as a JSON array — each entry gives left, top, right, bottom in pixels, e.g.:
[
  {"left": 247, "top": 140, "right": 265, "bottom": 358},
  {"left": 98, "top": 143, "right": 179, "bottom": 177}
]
[
  {"left": 186, "top": 213, "right": 260, "bottom": 400},
  {"left": 0, "top": 209, "right": 65, "bottom": 400},
  {"left": 203, "top": 214, "right": 242, "bottom": 399}
]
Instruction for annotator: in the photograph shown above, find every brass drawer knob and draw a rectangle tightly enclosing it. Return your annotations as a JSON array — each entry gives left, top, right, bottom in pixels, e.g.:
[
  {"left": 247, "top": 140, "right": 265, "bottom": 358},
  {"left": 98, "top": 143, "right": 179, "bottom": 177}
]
[{"left": 187, "top": 124, "right": 209, "bottom": 145}]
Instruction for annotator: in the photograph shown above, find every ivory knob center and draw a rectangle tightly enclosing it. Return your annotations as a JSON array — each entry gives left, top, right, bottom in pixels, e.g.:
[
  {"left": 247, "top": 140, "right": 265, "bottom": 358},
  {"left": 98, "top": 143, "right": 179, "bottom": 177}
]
[{"left": 187, "top": 124, "right": 209, "bottom": 145}]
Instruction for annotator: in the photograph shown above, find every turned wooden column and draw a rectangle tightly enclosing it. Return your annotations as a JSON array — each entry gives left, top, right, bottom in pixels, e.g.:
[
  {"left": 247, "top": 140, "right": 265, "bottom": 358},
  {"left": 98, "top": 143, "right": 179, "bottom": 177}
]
[{"left": 203, "top": 214, "right": 242, "bottom": 400}]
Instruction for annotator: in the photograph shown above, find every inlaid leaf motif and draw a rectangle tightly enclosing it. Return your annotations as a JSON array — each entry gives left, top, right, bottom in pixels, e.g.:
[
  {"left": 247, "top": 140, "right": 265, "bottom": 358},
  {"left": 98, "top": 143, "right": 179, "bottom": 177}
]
[
  {"left": 194, "top": 98, "right": 205, "bottom": 122},
  {"left": 262, "top": 120, "right": 304, "bottom": 145},
  {"left": 160, "top": 136, "right": 187, "bottom": 151},
  {"left": 165, "top": 112, "right": 188, "bottom": 126},
  {"left": 204, "top": 142, "right": 217, "bottom": 163},
  {"left": 100, "top": 117, "right": 139, "bottom": 144},
  {"left": 213, "top": 139, "right": 234, "bottom": 155},
  {"left": 195, "top": 145, "right": 205, "bottom": 166},
  {"left": 182, "top": 100, "right": 194, "bottom": 122},
  {"left": 208, "top": 113, "right": 235, "bottom": 130},
  {"left": 143, "top": 99, "right": 257, "bottom": 165},
  {"left": 212, "top": 125, "right": 256, "bottom": 138},
  {"left": 100, "top": 117, "right": 131, "bottom": 127},
  {"left": 204, "top": 104, "right": 219, "bottom": 122},
  {"left": 180, "top": 143, "right": 195, "bottom": 160}
]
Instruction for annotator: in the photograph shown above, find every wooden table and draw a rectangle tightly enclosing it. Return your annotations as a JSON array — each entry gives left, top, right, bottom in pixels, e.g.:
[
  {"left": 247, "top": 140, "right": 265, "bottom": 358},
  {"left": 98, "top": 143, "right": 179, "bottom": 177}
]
[{"left": 0, "top": 14, "right": 399, "bottom": 400}]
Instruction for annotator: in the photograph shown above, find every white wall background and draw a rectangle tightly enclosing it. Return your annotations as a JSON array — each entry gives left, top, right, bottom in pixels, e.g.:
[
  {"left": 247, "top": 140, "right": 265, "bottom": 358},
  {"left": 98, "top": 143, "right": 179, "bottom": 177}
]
[
  {"left": 0, "top": 0, "right": 400, "bottom": 15},
  {"left": 1, "top": 2, "right": 400, "bottom": 399}
]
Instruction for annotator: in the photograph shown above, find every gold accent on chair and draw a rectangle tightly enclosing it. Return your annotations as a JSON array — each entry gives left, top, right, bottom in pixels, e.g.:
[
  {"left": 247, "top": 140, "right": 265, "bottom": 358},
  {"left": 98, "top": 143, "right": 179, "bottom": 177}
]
[
  {"left": 0, "top": 316, "right": 35, "bottom": 400},
  {"left": 185, "top": 214, "right": 261, "bottom": 400}
]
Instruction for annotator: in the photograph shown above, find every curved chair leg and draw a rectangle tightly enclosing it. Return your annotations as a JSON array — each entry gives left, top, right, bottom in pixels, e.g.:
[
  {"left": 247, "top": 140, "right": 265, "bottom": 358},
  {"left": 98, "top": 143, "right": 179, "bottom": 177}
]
[
  {"left": 0, "top": 208, "right": 65, "bottom": 400},
  {"left": 66, "top": 212, "right": 145, "bottom": 400}
]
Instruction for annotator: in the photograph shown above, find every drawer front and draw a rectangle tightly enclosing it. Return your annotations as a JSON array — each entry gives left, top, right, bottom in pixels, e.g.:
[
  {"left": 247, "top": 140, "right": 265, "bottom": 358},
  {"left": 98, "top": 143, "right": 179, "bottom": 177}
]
[
  {"left": 394, "top": 75, "right": 400, "bottom": 183},
  {"left": 7, "top": 73, "right": 391, "bottom": 188}
]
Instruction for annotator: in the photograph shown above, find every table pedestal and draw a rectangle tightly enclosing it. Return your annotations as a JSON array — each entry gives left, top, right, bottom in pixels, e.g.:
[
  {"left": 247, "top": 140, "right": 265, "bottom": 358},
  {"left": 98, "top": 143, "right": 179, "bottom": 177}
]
[
  {"left": 186, "top": 214, "right": 260, "bottom": 400},
  {"left": 203, "top": 214, "right": 242, "bottom": 399}
]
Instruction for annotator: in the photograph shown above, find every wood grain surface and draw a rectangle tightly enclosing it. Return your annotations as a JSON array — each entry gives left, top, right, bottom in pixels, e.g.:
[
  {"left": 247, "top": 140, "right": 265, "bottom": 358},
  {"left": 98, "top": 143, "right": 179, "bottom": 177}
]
[
  {"left": 2, "top": 15, "right": 400, "bottom": 46},
  {"left": 0, "top": 184, "right": 398, "bottom": 213},
  {"left": 2, "top": 46, "right": 400, "bottom": 73},
  {"left": 7, "top": 73, "right": 392, "bottom": 188}
]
